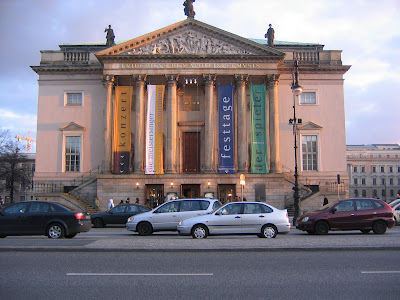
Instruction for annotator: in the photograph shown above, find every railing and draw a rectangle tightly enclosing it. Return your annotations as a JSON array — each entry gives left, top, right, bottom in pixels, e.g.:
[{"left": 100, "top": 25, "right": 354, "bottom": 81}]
[
  {"left": 64, "top": 51, "right": 90, "bottom": 63},
  {"left": 294, "top": 51, "right": 319, "bottom": 64},
  {"left": 33, "top": 163, "right": 105, "bottom": 194}
]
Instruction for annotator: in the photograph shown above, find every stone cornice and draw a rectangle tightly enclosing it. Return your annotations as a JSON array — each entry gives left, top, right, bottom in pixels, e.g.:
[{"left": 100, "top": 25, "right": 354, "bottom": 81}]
[
  {"left": 279, "top": 64, "right": 351, "bottom": 74},
  {"left": 31, "top": 65, "right": 103, "bottom": 75}
]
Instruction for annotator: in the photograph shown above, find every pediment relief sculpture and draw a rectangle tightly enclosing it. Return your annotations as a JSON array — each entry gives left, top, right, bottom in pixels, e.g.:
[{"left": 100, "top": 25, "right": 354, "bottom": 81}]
[{"left": 120, "top": 29, "right": 257, "bottom": 55}]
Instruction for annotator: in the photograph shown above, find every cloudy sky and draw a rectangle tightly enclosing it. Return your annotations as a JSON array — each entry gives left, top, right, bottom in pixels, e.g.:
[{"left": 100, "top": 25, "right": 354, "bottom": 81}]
[{"left": 1, "top": 0, "right": 399, "bottom": 152}]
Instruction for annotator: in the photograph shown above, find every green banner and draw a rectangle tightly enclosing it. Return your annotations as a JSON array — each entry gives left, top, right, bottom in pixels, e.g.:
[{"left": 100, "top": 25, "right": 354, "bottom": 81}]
[{"left": 250, "top": 85, "right": 268, "bottom": 174}]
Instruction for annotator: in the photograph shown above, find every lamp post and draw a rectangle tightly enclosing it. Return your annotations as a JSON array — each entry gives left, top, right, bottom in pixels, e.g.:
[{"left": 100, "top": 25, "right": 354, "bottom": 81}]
[{"left": 290, "top": 60, "right": 303, "bottom": 226}]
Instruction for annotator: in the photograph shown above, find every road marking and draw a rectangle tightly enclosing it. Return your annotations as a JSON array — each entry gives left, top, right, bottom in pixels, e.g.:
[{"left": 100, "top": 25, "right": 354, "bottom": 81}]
[
  {"left": 361, "top": 271, "right": 400, "bottom": 274},
  {"left": 67, "top": 273, "right": 213, "bottom": 276}
]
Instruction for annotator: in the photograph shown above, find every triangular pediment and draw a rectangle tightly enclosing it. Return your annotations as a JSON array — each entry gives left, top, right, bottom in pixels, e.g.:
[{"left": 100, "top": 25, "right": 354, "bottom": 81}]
[
  {"left": 298, "top": 121, "right": 323, "bottom": 130},
  {"left": 96, "top": 19, "right": 284, "bottom": 57},
  {"left": 59, "top": 122, "right": 85, "bottom": 131}
]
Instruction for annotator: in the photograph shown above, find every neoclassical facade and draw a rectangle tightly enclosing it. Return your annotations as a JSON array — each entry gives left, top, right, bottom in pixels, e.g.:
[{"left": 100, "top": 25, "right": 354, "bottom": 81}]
[
  {"left": 347, "top": 144, "right": 400, "bottom": 201},
  {"left": 32, "top": 19, "right": 350, "bottom": 211}
]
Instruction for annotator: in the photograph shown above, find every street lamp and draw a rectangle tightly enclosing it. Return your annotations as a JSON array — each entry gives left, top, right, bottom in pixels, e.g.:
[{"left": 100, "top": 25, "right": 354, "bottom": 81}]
[{"left": 290, "top": 60, "right": 303, "bottom": 226}]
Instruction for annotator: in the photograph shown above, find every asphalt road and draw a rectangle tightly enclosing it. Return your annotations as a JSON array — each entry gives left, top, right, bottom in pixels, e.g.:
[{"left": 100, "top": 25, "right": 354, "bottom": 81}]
[
  {"left": 1, "top": 250, "right": 399, "bottom": 300},
  {"left": 1, "top": 226, "right": 400, "bottom": 251}
]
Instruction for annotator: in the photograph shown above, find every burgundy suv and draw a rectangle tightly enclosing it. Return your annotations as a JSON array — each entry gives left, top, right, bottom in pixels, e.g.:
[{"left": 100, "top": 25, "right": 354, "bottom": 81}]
[{"left": 296, "top": 198, "right": 395, "bottom": 235}]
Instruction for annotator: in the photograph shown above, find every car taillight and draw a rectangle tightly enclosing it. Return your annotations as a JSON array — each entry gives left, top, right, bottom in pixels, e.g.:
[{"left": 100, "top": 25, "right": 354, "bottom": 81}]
[
  {"left": 75, "top": 213, "right": 84, "bottom": 220},
  {"left": 383, "top": 202, "right": 394, "bottom": 212}
]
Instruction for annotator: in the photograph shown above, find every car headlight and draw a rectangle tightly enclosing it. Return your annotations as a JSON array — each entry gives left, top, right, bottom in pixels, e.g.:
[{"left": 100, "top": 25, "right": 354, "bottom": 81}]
[
  {"left": 178, "top": 221, "right": 183, "bottom": 226},
  {"left": 302, "top": 217, "right": 309, "bottom": 222},
  {"left": 127, "top": 217, "right": 133, "bottom": 223}
]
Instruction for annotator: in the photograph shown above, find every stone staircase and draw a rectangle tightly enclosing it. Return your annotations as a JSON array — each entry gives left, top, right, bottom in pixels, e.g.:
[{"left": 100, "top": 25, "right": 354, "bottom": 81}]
[{"left": 62, "top": 193, "right": 99, "bottom": 214}]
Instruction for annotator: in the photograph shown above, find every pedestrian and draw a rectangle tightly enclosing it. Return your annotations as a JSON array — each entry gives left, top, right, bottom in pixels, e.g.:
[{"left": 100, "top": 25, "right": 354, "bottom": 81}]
[
  {"left": 126, "top": 197, "right": 130, "bottom": 204},
  {"left": 0, "top": 198, "right": 4, "bottom": 210},
  {"left": 145, "top": 199, "right": 150, "bottom": 207},
  {"left": 256, "top": 196, "right": 261, "bottom": 202},
  {"left": 119, "top": 200, "right": 124, "bottom": 205},
  {"left": 243, "top": 197, "right": 247, "bottom": 202},
  {"left": 108, "top": 199, "right": 115, "bottom": 210},
  {"left": 323, "top": 195, "right": 328, "bottom": 206},
  {"left": 135, "top": 197, "right": 139, "bottom": 204}
]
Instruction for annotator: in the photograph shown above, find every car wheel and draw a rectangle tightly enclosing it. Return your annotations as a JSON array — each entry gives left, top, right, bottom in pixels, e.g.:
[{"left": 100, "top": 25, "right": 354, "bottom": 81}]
[
  {"left": 372, "top": 220, "right": 387, "bottom": 234},
  {"left": 260, "top": 225, "right": 277, "bottom": 238},
  {"left": 191, "top": 225, "right": 208, "bottom": 239},
  {"left": 137, "top": 222, "right": 153, "bottom": 236},
  {"left": 360, "top": 229, "right": 371, "bottom": 234},
  {"left": 314, "top": 221, "right": 329, "bottom": 235},
  {"left": 65, "top": 233, "right": 77, "bottom": 238},
  {"left": 306, "top": 230, "right": 315, "bottom": 235},
  {"left": 47, "top": 223, "right": 65, "bottom": 239},
  {"left": 93, "top": 218, "right": 105, "bottom": 228}
]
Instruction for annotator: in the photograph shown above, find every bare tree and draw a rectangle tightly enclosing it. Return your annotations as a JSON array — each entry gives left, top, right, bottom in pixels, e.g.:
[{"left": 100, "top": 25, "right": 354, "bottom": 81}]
[{"left": 0, "top": 130, "right": 31, "bottom": 203}]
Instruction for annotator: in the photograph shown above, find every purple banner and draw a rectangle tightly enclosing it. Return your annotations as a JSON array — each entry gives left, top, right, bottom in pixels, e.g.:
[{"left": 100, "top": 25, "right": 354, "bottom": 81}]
[{"left": 218, "top": 85, "right": 235, "bottom": 174}]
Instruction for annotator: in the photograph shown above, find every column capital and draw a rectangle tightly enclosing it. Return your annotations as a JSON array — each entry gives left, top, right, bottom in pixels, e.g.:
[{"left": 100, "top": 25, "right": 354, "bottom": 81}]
[
  {"left": 235, "top": 74, "right": 249, "bottom": 85},
  {"left": 165, "top": 74, "right": 179, "bottom": 85},
  {"left": 102, "top": 74, "right": 115, "bottom": 87},
  {"left": 267, "top": 74, "right": 280, "bottom": 88},
  {"left": 203, "top": 74, "right": 216, "bottom": 85},
  {"left": 133, "top": 74, "right": 147, "bottom": 82}
]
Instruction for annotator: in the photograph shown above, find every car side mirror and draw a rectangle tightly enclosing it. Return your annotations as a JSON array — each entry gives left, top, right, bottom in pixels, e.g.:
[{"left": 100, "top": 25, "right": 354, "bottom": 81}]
[{"left": 331, "top": 208, "right": 337, "bottom": 214}]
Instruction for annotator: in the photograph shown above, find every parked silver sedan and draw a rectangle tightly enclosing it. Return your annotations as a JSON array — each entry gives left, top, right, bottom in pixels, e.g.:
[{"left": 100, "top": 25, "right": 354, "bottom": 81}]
[
  {"left": 177, "top": 202, "right": 290, "bottom": 238},
  {"left": 126, "top": 198, "right": 221, "bottom": 235}
]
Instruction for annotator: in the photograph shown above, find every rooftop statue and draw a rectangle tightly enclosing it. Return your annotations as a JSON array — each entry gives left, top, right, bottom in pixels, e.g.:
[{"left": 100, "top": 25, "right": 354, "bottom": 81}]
[
  {"left": 265, "top": 24, "right": 275, "bottom": 47},
  {"left": 105, "top": 25, "right": 115, "bottom": 47},
  {"left": 183, "top": 0, "right": 195, "bottom": 19}
]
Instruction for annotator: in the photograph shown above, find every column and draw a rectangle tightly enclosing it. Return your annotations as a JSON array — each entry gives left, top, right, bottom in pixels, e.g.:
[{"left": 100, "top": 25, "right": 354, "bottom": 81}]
[
  {"left": 102, "top": 74, "right": 114, "bottom": 173},
  {"left": 235, "top": 74, "right": 248, "bottom": 172},
  {"left": 203, "top": 74, "right": 216, "bottom": 173},
  {"left": 165, "top": 75, "right": 179, "bottom": 174},
  {"left": 267, "top": 74, "right": 282, "bottom": 173},
  {"left": 133, "top": 75, "right": 147, "bottom": 174}
]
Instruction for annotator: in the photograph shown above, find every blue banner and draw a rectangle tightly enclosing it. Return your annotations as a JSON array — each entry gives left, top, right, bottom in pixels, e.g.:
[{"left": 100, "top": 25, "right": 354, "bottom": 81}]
[{"left": 218, "top": 85, "right": 235, "bottom": 174}]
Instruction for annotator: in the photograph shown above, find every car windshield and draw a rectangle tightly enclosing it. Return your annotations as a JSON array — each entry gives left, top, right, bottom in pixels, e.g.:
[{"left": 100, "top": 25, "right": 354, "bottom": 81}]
[{"left": 316, "top": 201, "right": 341, "bottom": 211}]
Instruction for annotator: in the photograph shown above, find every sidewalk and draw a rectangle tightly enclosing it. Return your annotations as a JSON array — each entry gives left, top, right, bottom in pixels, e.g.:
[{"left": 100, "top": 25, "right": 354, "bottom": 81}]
[{"left": 1, "top": 227, "right": 399, "bottom": 252}]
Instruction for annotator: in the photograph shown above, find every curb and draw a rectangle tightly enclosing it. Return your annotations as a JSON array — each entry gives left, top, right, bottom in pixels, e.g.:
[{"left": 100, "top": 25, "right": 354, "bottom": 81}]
[{"left": 1, "top": 246, "right": 400, "bottom": 252}]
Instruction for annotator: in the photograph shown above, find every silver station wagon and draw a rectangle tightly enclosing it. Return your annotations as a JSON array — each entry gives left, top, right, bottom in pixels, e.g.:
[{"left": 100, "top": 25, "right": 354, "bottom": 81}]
[
  {"left": 177, "top": 201, "right": 290, "bottom": 239},
  {"left": 126, "top": 198, "right": 222, "bottom": 235}
]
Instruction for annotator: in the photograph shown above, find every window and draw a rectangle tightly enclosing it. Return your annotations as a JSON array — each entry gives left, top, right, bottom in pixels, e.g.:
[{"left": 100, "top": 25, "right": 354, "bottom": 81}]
[
  {"left": 300, "top": 92, "right": 317, "bottom": 104},
  {"left": 356, "top": 199, "right": 374, "bottom": 211},
  {"left": 361, "top": 166, "right": 365, "bottom": 173},
  {"left": 389, "top": 166, "right": 393, "bottom": 173},
  {"left": 336, "top": 200, "right": 354, "bottom": 212},
  {"left": 353, "top": 166, "right": 358, "bottom": 173},
  {"left": 390, "top": 190, "right": 394, "bottom": 197},
  {"left": 302, "top": 135, "right": 318, "bottom": 171},
  {"left": 354, "top": 190, "right": 358, "bottom": 197},
  {"left": 372, "top": 178, "right": 377, "bottom": 186},
  {"left": 380, "top": 166, "right": 385, "bottom": 173},
  {"left": 390, "top": 178, "right": 394, "bottom": 185},
  {"left": 220, "top": 203, "right": 243, "bottom": 215},
  {"left": 362, "top": 190, "right": 367, "bottom": 197},
  {"left": 382, "top": 190, "right": 386, "bottom": 197},
  {"left": 381, "top": 178, "right": 385, "bottom": 185},
  {"left": 373, "top": 190, "right": 378, "bottom": 198},
  {"left": 65, "top": 136, "right": 81, "bottom": 172},
  {"left": 372, "top": 166, "right": 377, "bottom": 173},
  {"left": 180, "top": 200, "right": 210, "bottom": 212},
  {"left": 156, "top": 201, "right": 180, "bottom": 213},
  {"left": 354, "top": 178, "right": 358, "bottom": 185},
  {"left": 65, "top": 92, "right": 83, "bottom": 106},
  {"left": 361, "top": 178, "right": 366, "bottom": 185},
  {"left": 398, "top": 166, "right": 400, "bottom": 173},
  {"left": 3, "top": 202, "right": 28, "bottom": 214}
]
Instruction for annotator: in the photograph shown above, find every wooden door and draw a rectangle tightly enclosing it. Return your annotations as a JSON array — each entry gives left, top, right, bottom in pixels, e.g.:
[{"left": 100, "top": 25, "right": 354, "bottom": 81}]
[{"left": 183, "top": 132, "right": 200, "bottom": 173}]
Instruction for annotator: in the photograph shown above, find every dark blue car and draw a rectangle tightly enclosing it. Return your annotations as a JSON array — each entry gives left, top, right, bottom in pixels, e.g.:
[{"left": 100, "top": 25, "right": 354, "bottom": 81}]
[
  {"left": 0, "top": 201, "right": 91, "bottom": 239},
  {"left": 91, "top": 204, "right": 151, "bottom": 228}
]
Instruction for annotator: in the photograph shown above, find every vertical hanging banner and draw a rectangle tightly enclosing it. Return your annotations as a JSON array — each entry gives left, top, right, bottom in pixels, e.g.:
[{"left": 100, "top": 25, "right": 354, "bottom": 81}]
[
  {"left": 218, "top": 85, "right": 235, "bottom": 174},
  {"left": 113, "top": 86, "right": 133, "bottom": 174},
  {"left": 250, "top": 85, "right": 268, "bottom": 174},
  {"left": 146, "top": 85, "right": 165, "bottom": 174}
]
